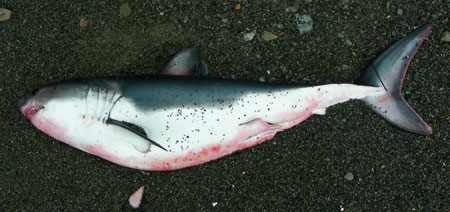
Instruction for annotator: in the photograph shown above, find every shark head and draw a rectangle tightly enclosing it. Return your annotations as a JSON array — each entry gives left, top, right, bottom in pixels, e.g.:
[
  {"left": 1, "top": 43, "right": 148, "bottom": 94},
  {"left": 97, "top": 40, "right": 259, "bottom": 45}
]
[
  {"left": 18, "top": 87, "right": 49, "bottom": 121},
  {"left": 17, "top": 83, "right": 88, "bottom": 142}
]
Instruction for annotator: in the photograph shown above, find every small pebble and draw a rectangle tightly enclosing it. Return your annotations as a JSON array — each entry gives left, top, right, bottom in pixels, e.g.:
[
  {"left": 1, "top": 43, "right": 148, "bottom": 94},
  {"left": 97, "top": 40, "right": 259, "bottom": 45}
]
[
  {"left": 262, "top": 31, "right": 278, "bottom": 41},
  {"left": 235, "top": 4, "right": 241, "bottom": 10},
  {"left": 120, "top": 3, "right": 131, "bottom": 17},
  {"left": 338, "top": 33, "right": 345, "bottom": 38},
  {"left": 0, "top": 8, "right": 12, "bottom": 22},
  {"left": 80, "top": 8, "right": 88, "bottom": 15},
  {"left": 397, "top": 8, "right": 403, "bottom": 16},
  {"left": 440, "top": 31, "right": 450, "bottom": 42},
  {"left": 313, "top": 22, "right": 320, "bottom": 30},
  {"left": 341, "top": 65, "right": 349, "bottom": 71},
  {"left": 344, "top": 39, "right": 352, "bottom": 46},
  {"left": 285, "top": 6, "right": 298, "bottom": 13},
  {"left": 79, "top": 15, "right": 88, "bottom": 28},
  {"left": 344, "top": 172, "right": 354, "bottom": 181},
  {"left": 413, "top": 73, "right": 420, "bottom": 81},
  {"left": 295, "top": 14, "right": 313, "bottom": 34},
  {"left": 243, "top": 32, "right": 255, "bottom": 41},
  {"left": 183, "top": 16, "right": 189, "bottom": 24}
]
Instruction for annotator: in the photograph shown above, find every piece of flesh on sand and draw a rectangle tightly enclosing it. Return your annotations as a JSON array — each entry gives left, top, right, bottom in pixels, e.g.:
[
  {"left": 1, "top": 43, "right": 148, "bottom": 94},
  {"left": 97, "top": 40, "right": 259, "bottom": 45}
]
[{"left": 129, "top": 186, "right": 144, "bottom": 209}]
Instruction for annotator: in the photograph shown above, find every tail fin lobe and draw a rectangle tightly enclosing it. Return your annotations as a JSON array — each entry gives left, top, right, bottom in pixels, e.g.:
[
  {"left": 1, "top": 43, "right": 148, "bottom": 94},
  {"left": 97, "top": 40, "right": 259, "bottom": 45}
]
[{"left": 358, "top": 24, "right": 432, "bottom": 135}]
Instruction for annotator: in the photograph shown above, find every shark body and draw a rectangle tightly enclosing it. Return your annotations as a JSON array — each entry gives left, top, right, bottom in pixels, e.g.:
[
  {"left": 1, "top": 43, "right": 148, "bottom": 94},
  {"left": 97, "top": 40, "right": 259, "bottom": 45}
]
[{"left": 17, "top": 25, "right": 433, "bottom": 171}]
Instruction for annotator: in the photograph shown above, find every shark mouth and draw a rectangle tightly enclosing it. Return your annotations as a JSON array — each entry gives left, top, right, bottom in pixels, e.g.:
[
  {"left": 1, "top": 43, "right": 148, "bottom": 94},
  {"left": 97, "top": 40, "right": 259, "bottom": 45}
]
[{"left": 26, "top": 106, "right": 44, "bottom": 120}]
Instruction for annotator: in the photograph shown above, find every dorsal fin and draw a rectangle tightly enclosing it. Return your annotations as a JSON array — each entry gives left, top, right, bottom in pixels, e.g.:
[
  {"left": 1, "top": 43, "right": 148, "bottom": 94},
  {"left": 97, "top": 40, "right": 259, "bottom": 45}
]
[{"left": 161, "top": 48, "right": 199, "bottom": 76}]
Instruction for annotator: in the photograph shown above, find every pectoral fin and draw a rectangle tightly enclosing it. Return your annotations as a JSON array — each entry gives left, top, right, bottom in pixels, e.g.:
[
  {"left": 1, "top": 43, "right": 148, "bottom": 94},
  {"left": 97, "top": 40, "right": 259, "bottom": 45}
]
[{"left": 106, "top": 118, "right": 168, "bottom": 152}]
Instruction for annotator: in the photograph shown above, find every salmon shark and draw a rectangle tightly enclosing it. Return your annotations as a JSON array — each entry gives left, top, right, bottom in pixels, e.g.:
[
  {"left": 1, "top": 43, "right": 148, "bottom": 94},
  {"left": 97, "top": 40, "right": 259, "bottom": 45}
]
[{"left": 17, "top": 24, "right": 433, "bottom": 171}]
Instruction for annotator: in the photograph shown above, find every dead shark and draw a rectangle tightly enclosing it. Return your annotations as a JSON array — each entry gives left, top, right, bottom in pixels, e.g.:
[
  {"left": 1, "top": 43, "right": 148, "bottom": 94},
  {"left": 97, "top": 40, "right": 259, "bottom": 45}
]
[{"left": 17, "top": 24, "right": 433, "bottom": 171}]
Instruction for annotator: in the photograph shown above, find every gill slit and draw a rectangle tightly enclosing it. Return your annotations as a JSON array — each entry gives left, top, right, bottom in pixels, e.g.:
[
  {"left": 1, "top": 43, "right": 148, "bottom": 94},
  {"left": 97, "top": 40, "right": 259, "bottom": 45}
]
[
  {"left": 84, "top": 86, "right": 91, "bottom": 119},
  {"left": 84, "top": 84, "right": 123, "bottom": 123},
  {"left": 93, "top": 87, "right": 100, "bottom": 120}
]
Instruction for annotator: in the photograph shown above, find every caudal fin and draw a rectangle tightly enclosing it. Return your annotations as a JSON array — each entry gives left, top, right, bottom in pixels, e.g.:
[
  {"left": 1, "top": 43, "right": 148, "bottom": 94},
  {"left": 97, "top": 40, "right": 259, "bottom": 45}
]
[{"left": 358, "top": 24, "right": 433, "bottom": 135}]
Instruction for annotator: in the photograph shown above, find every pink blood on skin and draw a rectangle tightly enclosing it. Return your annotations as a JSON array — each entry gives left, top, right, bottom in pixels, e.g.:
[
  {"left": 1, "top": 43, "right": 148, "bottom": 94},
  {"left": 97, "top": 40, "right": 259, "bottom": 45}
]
[
  {"left": 129, "top": 186, "right": 145, "bottom": 209},
  {"left": 136, "top": 121, "right": 283, "bottom": 171},
  {"left": 168, "top": 68, "right": 191, "bottom": 76},
  {"left": 237, "top": 130, "right": 278, "bottom": 150},
  {"left": 78, "top": 87, "right": 381, "bottom": 171},
  {"left": 376, "top": 92, "right": 392, "bottom": 103},
  {"left": 87, "top": 119, "right": 284, "bottom": 171},
  {"left": 272, "top": 97, "right": 318, "bottom": 129},
  {"left": 79, "top": 115, "right": 305, "bottom": 171},
  {"left": 276, "top": 110, "right": 314, "bottom": 129},
  {"left": 31, "top": 117, "right": 68, "bottom": 143},
  {"left": 144, "top": 143, "right": 231, "bottom": 171},
  {"left": 84, "top": 144, "right": 124, "bottom": 165}
]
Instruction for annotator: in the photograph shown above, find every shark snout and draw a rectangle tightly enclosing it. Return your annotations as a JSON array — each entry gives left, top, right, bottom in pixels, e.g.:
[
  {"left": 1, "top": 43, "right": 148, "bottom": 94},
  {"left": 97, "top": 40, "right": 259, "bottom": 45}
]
[{"left": 16, "top": 93, "right": 32, "bottom": 114}]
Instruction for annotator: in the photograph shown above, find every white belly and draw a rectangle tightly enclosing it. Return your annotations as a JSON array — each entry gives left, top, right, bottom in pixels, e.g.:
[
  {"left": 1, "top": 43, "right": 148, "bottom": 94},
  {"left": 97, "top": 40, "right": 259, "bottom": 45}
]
[{"left": 82, "top": 84, "right": 382, "bottom": 170}]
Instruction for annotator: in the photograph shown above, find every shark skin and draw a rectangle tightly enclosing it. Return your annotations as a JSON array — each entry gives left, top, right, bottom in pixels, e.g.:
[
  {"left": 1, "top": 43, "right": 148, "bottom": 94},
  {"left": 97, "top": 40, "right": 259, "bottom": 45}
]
[{"left": 16, "top": 24, "right": 433, "bottom": 171}]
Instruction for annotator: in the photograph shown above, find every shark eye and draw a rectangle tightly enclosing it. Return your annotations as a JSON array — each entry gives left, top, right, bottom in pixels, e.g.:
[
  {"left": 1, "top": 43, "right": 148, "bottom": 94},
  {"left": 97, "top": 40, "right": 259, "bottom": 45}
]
[{"left": 31, "top": 88, "right": 39, "bottom": 95}]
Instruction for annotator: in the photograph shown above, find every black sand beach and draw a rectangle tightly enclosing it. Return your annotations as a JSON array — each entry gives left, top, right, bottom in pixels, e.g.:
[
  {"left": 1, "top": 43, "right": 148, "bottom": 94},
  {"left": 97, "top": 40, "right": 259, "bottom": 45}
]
[{"left": 0, "top": 1, "right": 448, "bottom": 211}]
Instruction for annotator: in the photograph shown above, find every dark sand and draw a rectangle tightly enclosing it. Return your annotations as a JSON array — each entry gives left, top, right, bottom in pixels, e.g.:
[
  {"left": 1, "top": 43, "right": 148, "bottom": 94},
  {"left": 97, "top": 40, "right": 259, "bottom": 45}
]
[{"left": 1, "top": 1, "right": 448, "bottom": 211}]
